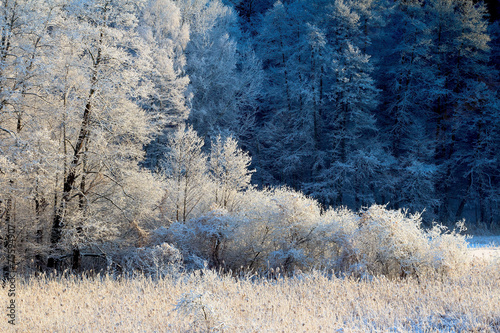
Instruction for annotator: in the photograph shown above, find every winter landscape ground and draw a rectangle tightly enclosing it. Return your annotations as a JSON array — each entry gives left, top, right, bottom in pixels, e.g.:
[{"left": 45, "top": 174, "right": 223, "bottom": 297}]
[
  {"left": 2, "top": 240, "right": 499, "bottom": 333},
  {"left": 469, "top": 236, "right": 500, "bottom": 262}
]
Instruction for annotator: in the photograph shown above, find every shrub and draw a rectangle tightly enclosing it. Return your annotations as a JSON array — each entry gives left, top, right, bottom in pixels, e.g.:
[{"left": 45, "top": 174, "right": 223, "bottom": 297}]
[
  {"left": 320, "top": 205, "right": 470, "bottom": 278},
  {"left": 166, "top": 207, "right": 239, "bottom": 270},
  {"left": 119, "top": 242, "right": 183, "bottom": 277},
  {"left": 159, "top": 190, "right": 471, "bottom": 278}
]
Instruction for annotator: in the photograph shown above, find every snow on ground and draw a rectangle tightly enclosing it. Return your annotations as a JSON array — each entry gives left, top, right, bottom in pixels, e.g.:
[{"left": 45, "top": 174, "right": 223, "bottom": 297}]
[
  {"left": 468, "top": 236, "right": 500, "bottom": 261},
  {"left": 468, "top": 236, "right": 500, "bottom": 248}
]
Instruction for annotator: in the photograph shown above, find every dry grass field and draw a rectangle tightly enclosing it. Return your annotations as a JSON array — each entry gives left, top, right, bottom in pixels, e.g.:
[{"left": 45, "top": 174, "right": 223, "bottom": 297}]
[{"left": 2, "top": 251, "right": 499, "bottom": 333}]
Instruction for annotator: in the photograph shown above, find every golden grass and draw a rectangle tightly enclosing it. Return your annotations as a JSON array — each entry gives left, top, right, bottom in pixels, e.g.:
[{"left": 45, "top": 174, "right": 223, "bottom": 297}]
[{"left": 2, "top": 258, "right": 499, "bottom": 332}]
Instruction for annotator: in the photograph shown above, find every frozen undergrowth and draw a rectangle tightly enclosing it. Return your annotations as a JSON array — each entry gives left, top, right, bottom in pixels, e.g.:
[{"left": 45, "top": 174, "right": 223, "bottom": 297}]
[
  {"left": 4, "top": 262, "right": 499, "bottom": 332},
  {"left": 140, "top": 189, "right": 473, "bottom": 279}
]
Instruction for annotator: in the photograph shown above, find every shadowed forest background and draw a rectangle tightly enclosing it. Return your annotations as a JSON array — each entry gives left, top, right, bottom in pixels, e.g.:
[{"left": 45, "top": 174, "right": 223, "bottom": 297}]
[{"left": 0, "top": 0, "right": 499, "bottom": 275}]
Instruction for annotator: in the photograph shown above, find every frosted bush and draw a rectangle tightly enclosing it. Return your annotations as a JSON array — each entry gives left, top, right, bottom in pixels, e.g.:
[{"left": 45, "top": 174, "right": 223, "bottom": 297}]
[
  {"left": 312, "top": 206, "right": 360, "bottom": 270},
  {"left": 161, "top": 189, "right": 470, "bottom": 278},
  {"left": 345, "top": 205, "right": 433, "bottom": 277},
  {"left": 167, "top": 207, "right": 240, "bottom": 269},
  {"left": 231, "top": 187, "right": 324, "bottom": 273},
  {"left": 326, "top": 205, "right": 470, "bottom": 278},
  {"left": 427, "top": 222, "right": 470, "bottom": 276},
  {"left": 164, "top": 188, "right": 325, "bottom": 273},
  {"left": 268, "top": 203, "right": 471, "bottom": 278},
  {"left": 121, "top": 242, "right": 183, "bottom": 277}
]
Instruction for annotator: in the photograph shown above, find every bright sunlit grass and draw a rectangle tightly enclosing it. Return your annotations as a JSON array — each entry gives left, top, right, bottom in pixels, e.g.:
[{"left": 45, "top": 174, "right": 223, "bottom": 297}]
[{"left": 2, "top": 254, "right": 499, "bottom": 332}]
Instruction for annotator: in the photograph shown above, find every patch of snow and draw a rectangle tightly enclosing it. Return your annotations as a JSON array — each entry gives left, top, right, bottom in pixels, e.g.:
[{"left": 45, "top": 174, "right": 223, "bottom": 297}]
[
  {"left": 467, "top": 236, "right": 500, "bottom": 261},
  {"left": 468, "top": 236, "right": 500, "bottom": 248}
]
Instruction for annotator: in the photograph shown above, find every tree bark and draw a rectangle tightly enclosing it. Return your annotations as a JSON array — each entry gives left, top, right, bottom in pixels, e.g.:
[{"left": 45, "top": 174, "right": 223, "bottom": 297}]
[
  {"left": 72, "top": 247, "right": 82, "bottom": 272},
  {"left": 51, "top": 30, "right": 103, "bottom": 247}
]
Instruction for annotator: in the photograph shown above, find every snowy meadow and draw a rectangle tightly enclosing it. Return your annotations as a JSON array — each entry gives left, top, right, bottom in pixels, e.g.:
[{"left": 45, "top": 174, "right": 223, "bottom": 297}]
[{"left": 2, "top": 252, "right": 499, "bottom": 332}]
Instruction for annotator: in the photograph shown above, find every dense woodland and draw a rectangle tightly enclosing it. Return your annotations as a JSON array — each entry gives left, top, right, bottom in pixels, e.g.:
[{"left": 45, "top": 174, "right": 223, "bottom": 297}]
[{"left": 0, "top": 0, "right": 499, "bottom": 275}]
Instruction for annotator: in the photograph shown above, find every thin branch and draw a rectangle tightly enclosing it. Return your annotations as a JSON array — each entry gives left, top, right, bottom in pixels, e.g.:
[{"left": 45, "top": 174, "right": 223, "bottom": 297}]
[{"left": 0, "top": 126, "right": 16, "bottom": 139}]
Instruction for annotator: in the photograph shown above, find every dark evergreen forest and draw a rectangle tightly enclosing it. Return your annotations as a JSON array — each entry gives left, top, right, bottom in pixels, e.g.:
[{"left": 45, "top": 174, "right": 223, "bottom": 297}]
[{"left": 202, "top": 0, "right": 500, "bottom": 227}]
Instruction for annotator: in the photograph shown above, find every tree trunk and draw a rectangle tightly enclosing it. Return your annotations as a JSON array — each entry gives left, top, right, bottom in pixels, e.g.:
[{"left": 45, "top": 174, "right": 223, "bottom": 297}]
[
  {"left": 455, "top": 174, "right": 471, "bottom": 222},
  {"left": 2, "top": 195, "right": 12, "bottom": 280},
  {"left": 51, "top": 31, "right": 103, "bottom": 247},
  {"left": 72, "top": 247, "right": 82, "bottom": 272}
]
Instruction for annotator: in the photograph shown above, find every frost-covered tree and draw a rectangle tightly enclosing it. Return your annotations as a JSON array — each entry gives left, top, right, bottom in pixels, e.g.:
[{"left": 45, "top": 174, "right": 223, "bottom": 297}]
[
  {"left": 175, "top": 0, "right": 262, "bottom": 142},
  {"left": 139, "top": 0, "right": 191, "bottom": 169},
  {"left": 209, "top": 135, "right": 254, "bottom": 210},
  {"left": 252, "top": 0, "right": 387, "bottom": 208},
  {"left": 255, "top": 0, "right": 331, "bottom": 187},
  {"left": 367, "top": 0, "right": 499, "bottom": 224},
  {"left": 1, "top": 0, "right": 166, "bottom": 272},
  {"left": 48, "top": 0, "right": 165, "bottom": 252},
  {"left": 451, "top": 78, "right": 500, "bottom": 225},
  {"left": 223, "top": 0, "right": 274, "bottom": 32},
  {"left": 304, "top": 0, "right": 384, "bottom": 208},
  {"left": 0, "top": 0, "right": 67, "bottom": 271},
  {"left": 374, "top": 0, "right": 441, "bottom": 215},
  {"left": 378, "top": 0, "right": 439, "bottom": 158},
  {"left": 161, "top": 125, "right": 210, "bottom": 223},
  {"left": 425, "top": 0, "right": 498, "bottom": 222}
]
